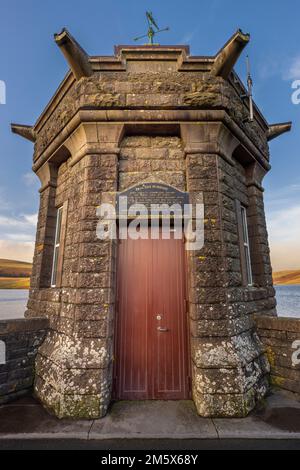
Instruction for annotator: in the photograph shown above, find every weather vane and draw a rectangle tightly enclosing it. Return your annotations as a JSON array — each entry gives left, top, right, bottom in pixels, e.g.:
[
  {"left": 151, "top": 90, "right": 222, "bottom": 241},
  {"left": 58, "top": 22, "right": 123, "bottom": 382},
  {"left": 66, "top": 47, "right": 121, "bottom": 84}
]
[{"left": 134, "top": 12, "right": 169, "bottom": 45}]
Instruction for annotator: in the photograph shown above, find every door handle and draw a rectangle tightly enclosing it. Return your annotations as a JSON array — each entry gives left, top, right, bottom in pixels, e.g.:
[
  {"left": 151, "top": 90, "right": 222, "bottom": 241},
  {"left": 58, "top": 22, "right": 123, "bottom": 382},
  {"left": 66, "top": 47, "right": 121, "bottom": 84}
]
[{"left": 157, "top": 326, "right": 169, "bottom": 332}]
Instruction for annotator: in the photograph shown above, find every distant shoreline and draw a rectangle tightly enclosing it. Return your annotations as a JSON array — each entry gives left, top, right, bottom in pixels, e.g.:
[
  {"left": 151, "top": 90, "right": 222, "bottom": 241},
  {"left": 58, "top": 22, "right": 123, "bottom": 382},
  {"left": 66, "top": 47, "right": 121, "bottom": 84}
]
[
  {"left": 0, "top": 258, "right": 31, "bottom": 272},
  {"left": 0, "top": 278, "right": 30, "bottom": 289},
  {"left": 0, "top": 259, "right": 32, "bottom": 289},
  {"left": 273, "top": 270, "right": 300, "bottom": 286},
  {"left": 0, "top": 258, "right": 299, "bottom": 288}
]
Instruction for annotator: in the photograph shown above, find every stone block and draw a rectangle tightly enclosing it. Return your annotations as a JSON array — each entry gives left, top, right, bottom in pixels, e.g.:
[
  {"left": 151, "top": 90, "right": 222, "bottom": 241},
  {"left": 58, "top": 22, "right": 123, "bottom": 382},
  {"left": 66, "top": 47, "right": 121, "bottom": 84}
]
[{"left": 37, "top": 331, "right": 113, "bottom": 369}]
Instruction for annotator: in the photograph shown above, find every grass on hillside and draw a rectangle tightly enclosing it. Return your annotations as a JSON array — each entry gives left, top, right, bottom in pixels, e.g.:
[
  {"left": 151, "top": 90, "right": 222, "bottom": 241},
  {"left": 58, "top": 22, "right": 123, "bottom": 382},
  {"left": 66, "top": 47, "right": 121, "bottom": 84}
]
[
  {"left": 0, "top": 259, "right": 32, "bottom": 278},
  {"left": 273, "top": 270, "right": 300, "bottom": 286},
  {"left": 0, "top": 259, "right": 32, "bottom": 289},
  {"left": 0, "top": 277, "right": 30, "bottom": 289},
  {"left": 0, "top": 258, "right": 299, "bottom": 288}
]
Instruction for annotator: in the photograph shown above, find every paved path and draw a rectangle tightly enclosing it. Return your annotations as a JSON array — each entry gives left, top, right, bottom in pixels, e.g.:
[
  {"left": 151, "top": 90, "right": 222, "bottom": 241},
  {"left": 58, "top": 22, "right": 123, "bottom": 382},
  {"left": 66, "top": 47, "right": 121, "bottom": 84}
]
[
  {"left": 1, "top": 438, "right": 300, "bottom": 450},
  {"left": 0, "top": 390, "right": 300, "bottom": 449}
]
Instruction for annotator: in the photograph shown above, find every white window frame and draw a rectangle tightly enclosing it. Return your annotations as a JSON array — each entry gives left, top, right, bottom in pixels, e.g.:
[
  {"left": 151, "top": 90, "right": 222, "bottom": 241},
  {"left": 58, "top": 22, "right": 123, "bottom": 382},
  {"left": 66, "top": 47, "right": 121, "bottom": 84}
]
[
  {"left": 241, "top": 205, "right": 253, "bottom": 286},
  {"left": 51, "top": 206, "right": 63, "bottom": 287}
]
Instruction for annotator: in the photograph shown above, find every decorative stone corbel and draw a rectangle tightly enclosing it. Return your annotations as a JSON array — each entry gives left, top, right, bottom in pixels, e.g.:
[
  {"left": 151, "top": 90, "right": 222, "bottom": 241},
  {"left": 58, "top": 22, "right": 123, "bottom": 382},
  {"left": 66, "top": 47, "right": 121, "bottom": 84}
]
[
  {"left": 54, "top": 28, "right": 92, "bottom": 80},
  {"left": 246, "top": 161, "right": 267, "bottom": 190},
  {"left": 11, "top": 124, "right": 36, "bottom": 142},
  {"left": 181, "top": 122, "right": 239, "bottom": 164},
  {"left": 36, "top": 161, "right": 58, "bottom": 192},
  {"left": 267, "top": 122, "right": 292, "bottom": 141},
  {"left": 211, "top": 29, "right": 250, "bottom": 79},
  {"left": 64, "top": 123, "right": 124, "bottom": 166}
]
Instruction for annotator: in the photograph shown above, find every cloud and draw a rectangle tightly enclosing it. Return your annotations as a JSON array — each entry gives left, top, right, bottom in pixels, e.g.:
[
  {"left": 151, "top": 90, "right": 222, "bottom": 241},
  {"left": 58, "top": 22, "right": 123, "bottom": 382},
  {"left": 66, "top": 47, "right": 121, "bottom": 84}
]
[
  {"left": 258, "top": 54, "right": 300, "bottom": 82},
  {"left": 179, "top": 29, "right": 198, "bottom": 44},
  {"left": 0, "top": 184, "right": 37, "bottom": 261},
  {"left": 0, "top": 188, "right": 12, "bottom": 212},
  {"left": 270, "top": 241, "right": 300, "bottom": 271},
  {"left": 0, "top": 213, "right": 37, "bottom": 230},
  {"left": 284, "top": 55, "right": 300, "bottom": 81},
  {"left": 22, "top": 172, "right": 38, "bottom": 187},
  {"left": 23, "top": 213, "right": 38, "bottom": 226},
  {"left": 259, "top": 57, "right": 282, "bottom": 80},
  {"left": 0, "top": 240, "right": 34, "bottom": 263},
  {"left": 267, "top": 204, "right": 300, "bottom": 244},
  {"left": 0, "top": 80, "right": 6, "bottom": 105},
  {"left": 4, "top": 233, "right": 35, "bottom": 242},
  {"left": 179, "top": 0, "right": 220, "bottom": 45},
  {"left": 265, "top": 184, "right": 300, "bottom": 270},
  {"left": 266, "top": 183, "right": 300, "bottom": 209},
  {"left": 0, "top": 212, "right": 37, "bottom": 259}
]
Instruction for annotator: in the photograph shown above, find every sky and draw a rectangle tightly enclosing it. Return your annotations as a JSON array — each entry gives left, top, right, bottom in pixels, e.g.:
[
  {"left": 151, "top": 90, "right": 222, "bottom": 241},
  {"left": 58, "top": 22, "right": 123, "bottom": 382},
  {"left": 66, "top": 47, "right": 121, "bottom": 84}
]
[{"left": 0, "top": 0, "right": 299, "bottom": 271}]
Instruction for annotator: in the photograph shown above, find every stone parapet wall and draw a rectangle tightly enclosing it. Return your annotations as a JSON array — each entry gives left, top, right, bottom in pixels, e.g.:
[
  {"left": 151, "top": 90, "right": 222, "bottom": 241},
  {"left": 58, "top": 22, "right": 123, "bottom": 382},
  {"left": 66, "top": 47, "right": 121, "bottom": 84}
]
[
  {"left": 256, "top": 316, "right": 300, "bottom": 395},
  {"left": 0, "top": 318, "right": 48, "bottom": 404},
  {"left": 33, "top": 71, "right": 269, "bottom": 165}
]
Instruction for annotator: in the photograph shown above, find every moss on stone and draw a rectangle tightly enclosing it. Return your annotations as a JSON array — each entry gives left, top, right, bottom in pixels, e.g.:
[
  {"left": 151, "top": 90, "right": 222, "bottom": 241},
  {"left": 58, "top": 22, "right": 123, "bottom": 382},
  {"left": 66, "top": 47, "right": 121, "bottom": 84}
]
[
  {"left": 266, "top": 346, "right": 276, "bottom": 369},
  {"left": 270, "top": 375, "right": 286, "bottom": 388},
  {"left": 59, "top": 395, "right": 107, "bottom": 420}
]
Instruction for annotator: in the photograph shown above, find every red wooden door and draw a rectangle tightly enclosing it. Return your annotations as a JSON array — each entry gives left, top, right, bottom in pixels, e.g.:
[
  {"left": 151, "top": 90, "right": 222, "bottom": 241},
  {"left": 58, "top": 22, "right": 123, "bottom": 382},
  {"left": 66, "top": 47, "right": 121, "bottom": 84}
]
[{"left": 114, "top": 229, "right": 189, "bottom": 400}]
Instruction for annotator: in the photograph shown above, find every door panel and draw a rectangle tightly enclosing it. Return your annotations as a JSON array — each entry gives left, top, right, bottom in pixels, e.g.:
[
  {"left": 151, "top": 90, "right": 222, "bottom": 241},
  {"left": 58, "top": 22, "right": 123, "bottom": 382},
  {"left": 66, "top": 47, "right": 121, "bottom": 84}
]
[{"left": 114, "top": 230, "right": 189, "bottom": 400}]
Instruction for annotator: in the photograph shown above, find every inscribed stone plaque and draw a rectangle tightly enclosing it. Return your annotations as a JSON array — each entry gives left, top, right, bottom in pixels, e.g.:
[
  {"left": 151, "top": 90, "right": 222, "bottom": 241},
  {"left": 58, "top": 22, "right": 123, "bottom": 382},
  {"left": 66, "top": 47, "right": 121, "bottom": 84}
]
[{"left": 117, "top": 182, "right": 189, "bottom": 218}]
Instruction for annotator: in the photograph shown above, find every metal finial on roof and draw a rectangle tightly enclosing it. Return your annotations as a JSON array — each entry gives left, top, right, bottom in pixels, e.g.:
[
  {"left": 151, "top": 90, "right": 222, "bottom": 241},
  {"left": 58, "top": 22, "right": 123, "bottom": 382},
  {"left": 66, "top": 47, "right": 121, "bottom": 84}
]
[{"left": 134, "top": 11, "right": 170, "bottom": 45}]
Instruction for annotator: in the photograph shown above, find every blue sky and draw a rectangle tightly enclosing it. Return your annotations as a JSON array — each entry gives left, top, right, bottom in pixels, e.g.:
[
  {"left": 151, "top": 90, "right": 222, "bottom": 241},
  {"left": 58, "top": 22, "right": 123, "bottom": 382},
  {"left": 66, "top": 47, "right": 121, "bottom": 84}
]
[{"left": 0, "top": 0, "right": 299, "bottom": 269}]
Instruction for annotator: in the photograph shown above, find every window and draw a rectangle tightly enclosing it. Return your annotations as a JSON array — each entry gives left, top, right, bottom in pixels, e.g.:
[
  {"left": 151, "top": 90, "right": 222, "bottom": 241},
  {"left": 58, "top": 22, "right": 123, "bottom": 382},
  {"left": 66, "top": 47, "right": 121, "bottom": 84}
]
[
  {"left": 241, "top": 205, "right": 253, "bottom": 286},
  {"left": 51, "top": 206, "right": 63, "bottom": 287}
]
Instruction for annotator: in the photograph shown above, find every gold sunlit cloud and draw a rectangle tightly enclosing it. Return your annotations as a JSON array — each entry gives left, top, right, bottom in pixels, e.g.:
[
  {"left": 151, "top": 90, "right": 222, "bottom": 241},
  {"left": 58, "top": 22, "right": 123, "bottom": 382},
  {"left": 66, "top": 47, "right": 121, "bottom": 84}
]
[{"left": 0, "top": 240, "right": 34, "bottom": 263}]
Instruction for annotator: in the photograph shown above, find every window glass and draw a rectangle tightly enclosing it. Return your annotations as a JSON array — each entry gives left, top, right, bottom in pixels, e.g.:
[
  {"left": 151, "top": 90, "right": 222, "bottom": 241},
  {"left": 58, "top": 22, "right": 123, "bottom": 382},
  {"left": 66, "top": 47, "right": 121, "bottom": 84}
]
[
  {"left": 241, "top": 206, "right": 253, "bottom": 286},
  {"left": 51, "top": 207, "right": 63, "bottom": 287}
]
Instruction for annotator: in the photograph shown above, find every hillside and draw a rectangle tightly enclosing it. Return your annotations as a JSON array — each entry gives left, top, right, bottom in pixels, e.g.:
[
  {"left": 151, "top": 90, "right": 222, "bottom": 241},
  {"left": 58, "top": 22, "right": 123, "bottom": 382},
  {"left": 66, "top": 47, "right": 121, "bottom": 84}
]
[
  {"left": 0, "top": 259, "right": 32, "bottom": 277},
  {"left": 0, "top": 259, "right": 299, "bottom": 288},
  {"left": 0, "top": 259, "right": 32, "bottom": 289},
  {"left": 273, "top": 270, "right": 300, "bottom": 286}
]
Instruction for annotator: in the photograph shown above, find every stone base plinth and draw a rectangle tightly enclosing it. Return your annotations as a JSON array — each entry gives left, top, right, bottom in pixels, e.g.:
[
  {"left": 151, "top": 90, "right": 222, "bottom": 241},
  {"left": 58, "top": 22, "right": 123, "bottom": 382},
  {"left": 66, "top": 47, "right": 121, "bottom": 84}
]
[
  {"left": 191, "top": 329, "right": 270, "bottom": 417},
  {"left": 34, "top": 331, "right": 112, "bottom": 419}
]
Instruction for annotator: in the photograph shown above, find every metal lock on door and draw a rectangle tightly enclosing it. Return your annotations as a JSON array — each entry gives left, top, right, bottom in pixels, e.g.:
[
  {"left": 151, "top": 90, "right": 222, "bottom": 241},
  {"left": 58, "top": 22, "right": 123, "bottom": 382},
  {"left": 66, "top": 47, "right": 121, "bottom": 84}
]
[{"left": 156, "top": 315, "right": 169, "bottom": 332}]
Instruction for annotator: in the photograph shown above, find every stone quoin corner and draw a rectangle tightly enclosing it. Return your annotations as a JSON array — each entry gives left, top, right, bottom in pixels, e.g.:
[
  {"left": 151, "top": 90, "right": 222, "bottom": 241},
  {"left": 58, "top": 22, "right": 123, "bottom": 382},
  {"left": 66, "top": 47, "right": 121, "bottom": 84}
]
[{"left": 11, "top": 27, "right": 293, "bottom": 420}]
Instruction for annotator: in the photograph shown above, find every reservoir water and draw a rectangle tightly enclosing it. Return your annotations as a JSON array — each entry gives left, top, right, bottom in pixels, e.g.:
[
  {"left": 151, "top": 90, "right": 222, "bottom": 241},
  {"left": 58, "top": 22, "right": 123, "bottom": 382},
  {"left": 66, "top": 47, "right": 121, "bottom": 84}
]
[{"left": 0, "top": 287, "right": 299, "bottom": 320}]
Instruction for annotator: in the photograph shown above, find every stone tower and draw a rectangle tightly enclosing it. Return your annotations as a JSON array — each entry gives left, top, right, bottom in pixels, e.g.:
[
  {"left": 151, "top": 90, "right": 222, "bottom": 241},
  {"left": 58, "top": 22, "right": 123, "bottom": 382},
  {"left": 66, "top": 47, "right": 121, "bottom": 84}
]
[{"left": 12, "top": 29, "right": 291, "bottom": 419}]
